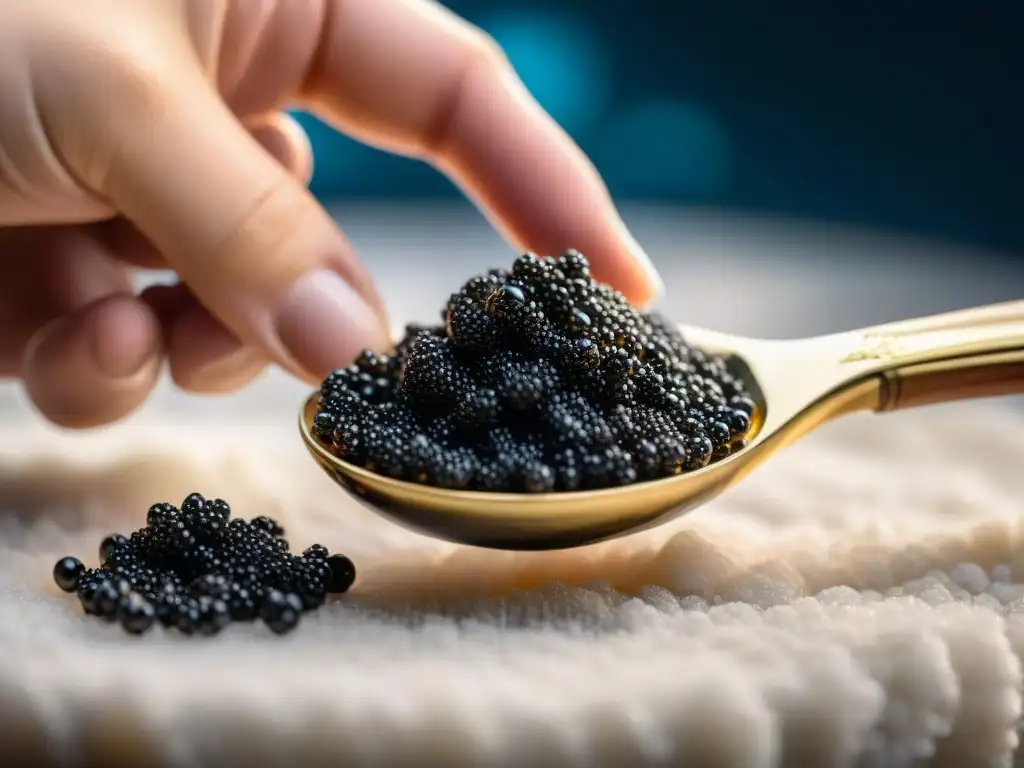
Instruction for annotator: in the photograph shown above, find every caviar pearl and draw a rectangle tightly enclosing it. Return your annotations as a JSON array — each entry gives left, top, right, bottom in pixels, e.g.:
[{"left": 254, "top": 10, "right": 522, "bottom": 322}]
[
  {"left": 727, "top": 409, "right": 751, "bottom": 436},
  {"left": 325, "top": 555, "right": 357, "bottom": 594},
  {"left": 51, "top": 494, "right": 357, "bottom": 637},
  {"left": 118, "top": 593, "right": 156, "bottom": 635},
  {"left": 94, "top": 581, "right": 121, "bottom": 621},
  {"left": 52, "top": 556, "right": 84, "bottom": 593}
]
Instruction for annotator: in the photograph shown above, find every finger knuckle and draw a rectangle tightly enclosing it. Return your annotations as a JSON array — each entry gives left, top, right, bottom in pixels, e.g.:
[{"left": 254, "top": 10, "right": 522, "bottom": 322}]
[
  {"left": 74, "top": 26, "right": 183, "bottom": 125},
  {"left": 208, "top": 175, "right": 319, "bottom": 290},
  {"left": 109, "top": 53, "right": 178, "bottom": 120},
  {"left": 419, "top": 26, "right": 509, "bottom": 158},
  {"left": 59, "top": 43, "right": 182, "bottom": 193},
  {"left": 461, "top": 26, "right": 511, "bottom": 75},
  {"left": 26, "top": 21, "right": 184, "bottom": 195}
]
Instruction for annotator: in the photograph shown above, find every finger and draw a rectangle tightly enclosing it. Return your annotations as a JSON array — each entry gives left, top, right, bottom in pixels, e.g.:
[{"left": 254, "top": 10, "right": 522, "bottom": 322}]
[
  {"left": 86, "top": 72, "right": 388, "bottom": 382},
  {"left": 0, "top": 227, "right": 133, "bottom": 377},
  {"left": 164, "top": 292, "right": 268, "bottom": 393},
  {"left": 88, "top": 218, "right": 166, "bottom": 271},
  {"left": 245, "top": 111, "right": 314, "bottom": 186},
  {"left": 140, "top": 282, "right": 267, "bottom": 393},
  {"left": 299, "top": 0, "right": 663, "bottom": 306},
  {"left": 89, "top": 112, "right": 316, "bottom": 271},
  {"left": 21, "top": 294, "right": 163, "bottom": 429},
  {"left": 139, "top": 282, "right": 191, "bottom": 327}
]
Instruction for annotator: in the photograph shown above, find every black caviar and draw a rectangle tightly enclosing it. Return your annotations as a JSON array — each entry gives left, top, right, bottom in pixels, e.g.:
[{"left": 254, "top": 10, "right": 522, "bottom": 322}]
[
  {"left": 313, "top": 250, "right": 755, "bottom": 493},
  {"left": 53, "top": 556, "right": 85, "bottom": 593},
  {"left": 52, "top": 493, "right": 356, "bottom": 636}
]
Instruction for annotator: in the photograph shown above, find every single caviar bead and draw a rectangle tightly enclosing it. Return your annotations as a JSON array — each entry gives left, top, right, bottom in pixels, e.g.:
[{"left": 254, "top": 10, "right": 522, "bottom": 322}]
[
  {"left": 53, "top": 556, "right": 85, "bottom": 593},
  {"left": 51, "top": 494, "right": 357, "bottom": 637},
  {"left": 325, "top": 554, "right": 357, "bottom": 594},
  {"left": 118, "top": 592, "right": 156, "bottom": 635},
  {"left": 93, "top": 580, "right": 122, "bottom": 622},
  {"left": 726, "top": 409, "right": 751, "bottom": 435},
  {"left": 312, "top": 250, "right": 755, "bottom": 492}
]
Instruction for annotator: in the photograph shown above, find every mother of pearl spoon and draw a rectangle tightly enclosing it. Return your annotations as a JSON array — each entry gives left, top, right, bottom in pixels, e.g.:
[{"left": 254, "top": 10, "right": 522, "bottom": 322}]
[{"left": 300, "top": 300, "right": 1024, "bottom": 550}]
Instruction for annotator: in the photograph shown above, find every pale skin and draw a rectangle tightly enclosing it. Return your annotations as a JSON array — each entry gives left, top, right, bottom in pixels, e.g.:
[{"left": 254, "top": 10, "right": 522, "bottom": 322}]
[{"left": 0, "top": 0, "right": 663, "bottom": 429}]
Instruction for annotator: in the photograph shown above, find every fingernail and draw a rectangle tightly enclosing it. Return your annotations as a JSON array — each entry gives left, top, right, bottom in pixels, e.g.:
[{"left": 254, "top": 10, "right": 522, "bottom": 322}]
[
  {"left": 275, "top": 269, "right": 388, "bottom": 378},
  {"left": 618, "top": 224, "right": 665, "bottom": 307}
]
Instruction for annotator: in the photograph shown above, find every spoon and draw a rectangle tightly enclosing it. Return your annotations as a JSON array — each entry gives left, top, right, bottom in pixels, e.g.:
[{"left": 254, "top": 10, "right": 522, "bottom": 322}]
[{"left": 300, "top": 300, "right": 1024, "bottom": 551}]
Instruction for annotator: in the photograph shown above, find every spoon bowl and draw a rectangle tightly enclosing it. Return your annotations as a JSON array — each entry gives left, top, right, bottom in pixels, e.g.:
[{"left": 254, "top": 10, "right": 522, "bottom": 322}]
[{"left": 300, "top": 301, "right": 1024, "bottom": 550}]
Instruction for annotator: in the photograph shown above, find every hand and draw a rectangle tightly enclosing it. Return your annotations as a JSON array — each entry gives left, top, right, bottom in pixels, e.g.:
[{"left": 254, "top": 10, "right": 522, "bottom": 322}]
[{"left": 0, "top": 0, "right": 663, "bottom": 428}]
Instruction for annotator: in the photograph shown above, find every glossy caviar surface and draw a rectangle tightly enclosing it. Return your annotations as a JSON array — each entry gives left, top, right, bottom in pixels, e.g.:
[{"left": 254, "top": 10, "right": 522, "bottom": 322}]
[
  {"left": 52, "top": 493, "right": 356, "bottom": 636},
  {"left": 314, "top": 251, "right": 754, "bottom": 493}
]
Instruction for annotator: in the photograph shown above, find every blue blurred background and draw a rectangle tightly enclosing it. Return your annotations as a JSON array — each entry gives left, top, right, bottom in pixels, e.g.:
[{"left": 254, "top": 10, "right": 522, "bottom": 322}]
[{"left": 293, "top": 1, "right": 1022, "bottom": 256}]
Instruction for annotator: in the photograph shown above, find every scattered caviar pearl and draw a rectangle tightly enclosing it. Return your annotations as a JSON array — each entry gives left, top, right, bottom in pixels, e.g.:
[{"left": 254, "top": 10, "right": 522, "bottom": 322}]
[
  {"left": 52, "top": 556, "right": 84, "bottom": 593},
  {"left": 51, "top": 494, "right": 357, "bottom": 636},
  {"left": 325, "top": 555, "right": 357, "bottom": 594},
  {"left": 314, "top": 251, "right": 755, "bottom": 493}
]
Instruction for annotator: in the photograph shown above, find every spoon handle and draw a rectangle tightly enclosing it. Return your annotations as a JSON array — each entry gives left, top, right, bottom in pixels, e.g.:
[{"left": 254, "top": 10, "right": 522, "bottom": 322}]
[{"left": 843, "top": 300, "right": 1024, "bottom": 411}]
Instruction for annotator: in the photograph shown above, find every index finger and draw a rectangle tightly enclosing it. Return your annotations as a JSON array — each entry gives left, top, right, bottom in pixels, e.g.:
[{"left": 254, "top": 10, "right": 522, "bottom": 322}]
[{"left": 298, "top": 0, "right": 664, "bottom": 306}]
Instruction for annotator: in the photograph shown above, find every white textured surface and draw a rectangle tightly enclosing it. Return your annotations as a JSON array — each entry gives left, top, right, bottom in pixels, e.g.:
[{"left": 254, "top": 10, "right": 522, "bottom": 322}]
[{"left": 1, "top": 207, "right": 1022, "bottom": 767}]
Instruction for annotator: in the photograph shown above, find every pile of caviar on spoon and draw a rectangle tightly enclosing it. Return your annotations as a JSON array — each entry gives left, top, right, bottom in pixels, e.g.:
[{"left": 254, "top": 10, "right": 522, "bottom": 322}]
[
  {"left": 313, "top": 250, "right": 755, "bottom": 493},
  {"left": 52, "top": 493, "right": 356, "bottom": 636}
]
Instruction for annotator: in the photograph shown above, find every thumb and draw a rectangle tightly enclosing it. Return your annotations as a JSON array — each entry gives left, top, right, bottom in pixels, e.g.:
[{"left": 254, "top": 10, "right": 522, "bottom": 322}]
[{"left": 90, "top": 72, "right": 389, "bottom": 381}]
